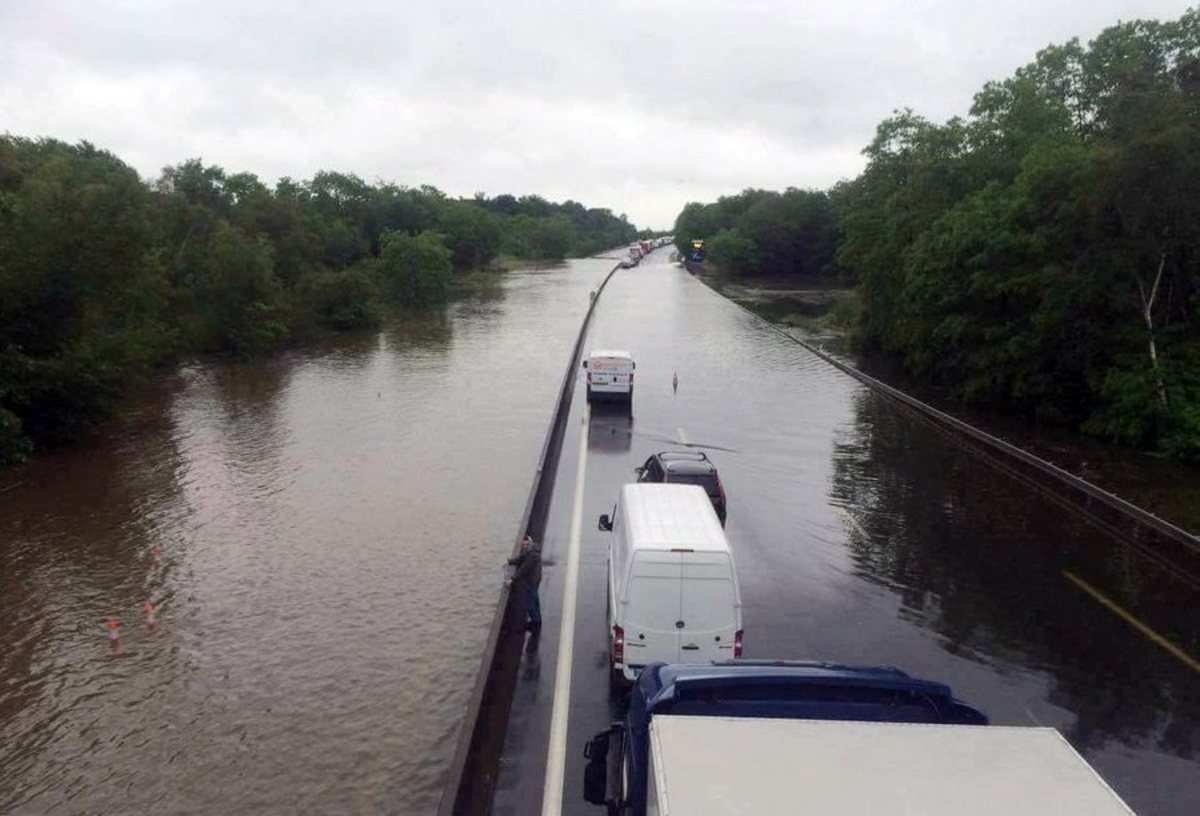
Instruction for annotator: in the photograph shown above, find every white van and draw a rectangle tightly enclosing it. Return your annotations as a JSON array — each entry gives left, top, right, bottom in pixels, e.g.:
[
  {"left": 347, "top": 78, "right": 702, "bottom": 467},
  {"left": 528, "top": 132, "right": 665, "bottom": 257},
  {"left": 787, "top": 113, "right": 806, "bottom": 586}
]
[
  {"left": 583, "top": 350, "right": 635, "bottom": 405},
  {"left": 598, "top": 483, "right": 742, "bottom": 691}
]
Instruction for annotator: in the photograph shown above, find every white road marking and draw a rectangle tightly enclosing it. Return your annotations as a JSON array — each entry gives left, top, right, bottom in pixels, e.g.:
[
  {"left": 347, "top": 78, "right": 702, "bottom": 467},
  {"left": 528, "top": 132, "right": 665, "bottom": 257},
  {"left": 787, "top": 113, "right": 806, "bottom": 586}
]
[
  {"left": 541, "top": 402, "right": 591, "bottom": 816},
  {"left": 676, "top": 426, "right": 689, "bottom": 445},
  {"left": 838, "top": 507, "right": 870, "bottom": 539}
]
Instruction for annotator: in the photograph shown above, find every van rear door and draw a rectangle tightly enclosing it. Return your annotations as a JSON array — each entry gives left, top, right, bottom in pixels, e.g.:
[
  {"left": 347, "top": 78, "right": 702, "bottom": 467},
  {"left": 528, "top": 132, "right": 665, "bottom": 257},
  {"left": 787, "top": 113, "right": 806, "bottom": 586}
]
[
  {"left": 678, "top": 559, "right": 738, "bottom": 662},
  {"left": 624, "top": 555, "right": 681, "bottom": 675}
]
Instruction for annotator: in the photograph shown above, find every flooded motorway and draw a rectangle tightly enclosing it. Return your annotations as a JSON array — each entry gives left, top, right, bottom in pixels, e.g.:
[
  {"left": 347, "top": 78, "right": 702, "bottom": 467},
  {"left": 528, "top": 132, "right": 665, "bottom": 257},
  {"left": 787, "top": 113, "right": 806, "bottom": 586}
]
[
  {"left": 0, "top": 259, "right": 617, "bottom": 814},
  {"left": 2, "top": 248, "right": 1198, "bottom": 815},
  {"left": 496, "top": 250, "right": 1200, "bottom": 816}
]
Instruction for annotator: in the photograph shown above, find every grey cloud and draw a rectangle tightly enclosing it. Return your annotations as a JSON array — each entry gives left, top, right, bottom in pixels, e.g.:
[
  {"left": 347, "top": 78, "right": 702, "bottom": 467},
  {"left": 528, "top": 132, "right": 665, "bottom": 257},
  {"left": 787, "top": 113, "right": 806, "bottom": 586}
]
[{"left": 2, "top": 0, "right": 1193, "bottom": 227}]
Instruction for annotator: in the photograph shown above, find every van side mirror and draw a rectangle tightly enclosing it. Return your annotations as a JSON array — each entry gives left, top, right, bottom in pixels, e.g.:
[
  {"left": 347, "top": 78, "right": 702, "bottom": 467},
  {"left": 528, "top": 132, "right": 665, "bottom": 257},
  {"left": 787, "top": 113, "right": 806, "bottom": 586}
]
[
  {"left": 582, "top": 360, "right": 588, "bottom": 369},
  {"left": 598, "top": 514, "right": 612, "bottom": 532}
]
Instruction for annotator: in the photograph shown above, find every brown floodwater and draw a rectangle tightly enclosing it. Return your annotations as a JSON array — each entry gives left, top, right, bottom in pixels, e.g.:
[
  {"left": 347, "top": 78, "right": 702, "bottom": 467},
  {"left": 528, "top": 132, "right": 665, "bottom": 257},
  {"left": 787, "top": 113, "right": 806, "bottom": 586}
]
[{"left": 0, "top": 259, "right": 614, "bottom": 815}]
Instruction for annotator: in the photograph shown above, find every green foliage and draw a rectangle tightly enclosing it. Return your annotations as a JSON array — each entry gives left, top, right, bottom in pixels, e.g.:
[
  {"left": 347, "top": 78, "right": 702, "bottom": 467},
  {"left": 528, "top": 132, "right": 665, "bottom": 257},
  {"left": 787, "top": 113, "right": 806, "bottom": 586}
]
[
  {"left": 707, "top": 228, "right": 760, "bottom": 275},
  {"left": 296, "top": 266, "right": 380, "bottom": 330},
  {"left": 0, "top": 405, "right": 31, "bottom": 466},
  {"left": 501, "top": 214, "right": 577, "bottom": 260},
  {"left": 0, "top": 135, "right": 639, "bottom": 463},
  {"left": 376, "top": 230, "right": 453, "bottom": 306},
  {"left": 831, "top": 9, "right": 1200, "bottom": 459},
  {"left": 476, "top": 194, "right": 635, "bottom": 258},
  {"left": 435, "top": 200, "right": 503, "bottom": 268},
  {"left": 189, "top": 222, "right": 288, "bottom": 355},
  {"left": 673, "top": 189, "right": 840, "bottom": 278}
]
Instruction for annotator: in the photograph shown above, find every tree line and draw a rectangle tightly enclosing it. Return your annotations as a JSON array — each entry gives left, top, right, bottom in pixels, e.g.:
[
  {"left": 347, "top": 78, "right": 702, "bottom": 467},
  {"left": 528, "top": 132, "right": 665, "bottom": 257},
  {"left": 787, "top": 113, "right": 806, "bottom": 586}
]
[
  {"left": 675, "top": 10, "right": 1200, "bottom": 462},
  {"left": 0, "top": 138, "right": 638, "bottom": 464}
]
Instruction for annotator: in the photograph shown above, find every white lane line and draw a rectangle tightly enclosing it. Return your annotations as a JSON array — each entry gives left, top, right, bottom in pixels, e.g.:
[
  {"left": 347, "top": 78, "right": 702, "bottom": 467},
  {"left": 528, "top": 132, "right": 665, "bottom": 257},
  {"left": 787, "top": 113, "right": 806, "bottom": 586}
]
[
  {"left": 838, "top": 507, "right": 870, "bottom": 539},
  {"left": 541, "top": 401, "right": 591, "bottom": 816},
  {"left": 676, "top": 426, "right": 689, "bottom": 445}
]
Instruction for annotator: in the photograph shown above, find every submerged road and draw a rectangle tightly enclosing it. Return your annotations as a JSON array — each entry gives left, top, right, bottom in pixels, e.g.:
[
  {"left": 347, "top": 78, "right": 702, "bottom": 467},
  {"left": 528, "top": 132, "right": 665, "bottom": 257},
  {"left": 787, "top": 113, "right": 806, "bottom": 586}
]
[{"left": 492, "top": 249, "right": 1200, "bottom": 815}]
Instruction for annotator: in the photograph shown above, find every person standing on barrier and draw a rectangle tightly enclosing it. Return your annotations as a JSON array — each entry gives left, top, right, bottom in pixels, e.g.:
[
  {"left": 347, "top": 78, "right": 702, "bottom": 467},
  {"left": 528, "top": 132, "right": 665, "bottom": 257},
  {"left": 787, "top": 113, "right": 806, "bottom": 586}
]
[{"left": 506, "top": 535, "right": 542, "bottom": 630}]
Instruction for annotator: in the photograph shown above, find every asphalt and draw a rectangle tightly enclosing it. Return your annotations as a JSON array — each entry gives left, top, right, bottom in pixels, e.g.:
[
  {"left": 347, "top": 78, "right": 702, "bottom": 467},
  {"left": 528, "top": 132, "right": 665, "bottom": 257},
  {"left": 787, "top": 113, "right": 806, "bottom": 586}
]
[{"left": 490, "top": 249, "right": 1200, "bottom": 816}]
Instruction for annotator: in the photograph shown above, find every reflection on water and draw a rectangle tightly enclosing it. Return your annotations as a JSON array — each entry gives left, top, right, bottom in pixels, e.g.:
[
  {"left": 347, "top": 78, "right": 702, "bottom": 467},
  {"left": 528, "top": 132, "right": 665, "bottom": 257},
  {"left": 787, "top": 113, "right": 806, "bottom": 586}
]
[
  {"left": 587, "top": 406, "right": 634, "bottom": 455},
  {"left": 830, "top": 390, "right": 1200, "bottom": 779},
  {"left": 0, "top": 260, "right": 612, "bottom": 815}
]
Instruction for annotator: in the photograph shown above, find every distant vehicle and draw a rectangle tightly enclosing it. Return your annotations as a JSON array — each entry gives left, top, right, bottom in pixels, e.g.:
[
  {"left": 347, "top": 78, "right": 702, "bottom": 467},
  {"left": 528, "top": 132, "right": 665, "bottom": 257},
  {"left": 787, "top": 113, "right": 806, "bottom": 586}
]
[
  {"left": 638, "top": 239, "right": 651, "bottom": 255},
  {"left": 583, "top": 350, "right": 635, "bottom": 406},
  {"left": 635, "top": 451, "right": 727, "bottom": 524},
  {"left": 584, "top": 659, "right": 998, "bottom": 816},
  {"left": 690, "top": 237, "right": 705, "bottom": 262},
  {"left": 598, "top": 484, "right": 741, "bottom": 693}
]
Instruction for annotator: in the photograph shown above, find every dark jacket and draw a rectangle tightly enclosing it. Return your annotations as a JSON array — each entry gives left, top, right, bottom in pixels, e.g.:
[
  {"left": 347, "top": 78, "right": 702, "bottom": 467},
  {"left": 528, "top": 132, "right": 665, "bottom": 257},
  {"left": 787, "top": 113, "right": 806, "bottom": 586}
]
[{"left": 508, "top": 543, "right": 542, "bottom": 587}]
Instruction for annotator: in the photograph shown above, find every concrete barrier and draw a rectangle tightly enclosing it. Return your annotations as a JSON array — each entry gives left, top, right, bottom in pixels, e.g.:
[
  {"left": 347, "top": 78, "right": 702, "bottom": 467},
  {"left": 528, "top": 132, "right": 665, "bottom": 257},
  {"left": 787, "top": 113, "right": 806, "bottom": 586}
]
[{"left": 438, "top": 261, "right": 622, "bottom": 816}]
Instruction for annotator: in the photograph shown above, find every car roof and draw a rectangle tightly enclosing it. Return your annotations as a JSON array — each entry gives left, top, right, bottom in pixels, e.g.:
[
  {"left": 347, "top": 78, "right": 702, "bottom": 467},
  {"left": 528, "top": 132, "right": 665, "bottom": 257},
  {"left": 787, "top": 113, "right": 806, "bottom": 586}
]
[
  {"left": 654, "top": 451, "right": 717, "bottom": 475},
  {"left": 638, "top": 661, "right": 989, "bottom": 725}
]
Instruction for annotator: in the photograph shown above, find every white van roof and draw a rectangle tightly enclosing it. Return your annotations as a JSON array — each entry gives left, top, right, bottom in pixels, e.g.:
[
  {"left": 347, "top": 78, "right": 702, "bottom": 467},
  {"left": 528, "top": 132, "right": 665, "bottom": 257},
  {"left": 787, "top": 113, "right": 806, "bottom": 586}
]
[
  {"left": 620, "top": 484, "right": 729, "bottom": 552},
  {"left": 589, "top": 350, "right": 632, "bottom": 360},
  {"left": 650, "top": 717, "right": 1134, "bottom": 816}
]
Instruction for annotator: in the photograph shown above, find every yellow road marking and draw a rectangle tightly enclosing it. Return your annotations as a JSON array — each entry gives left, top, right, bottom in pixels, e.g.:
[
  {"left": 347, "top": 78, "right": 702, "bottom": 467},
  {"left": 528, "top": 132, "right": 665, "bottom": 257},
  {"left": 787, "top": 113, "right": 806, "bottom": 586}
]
[{"left": 1063, "top": 571, "right": 1200, "bottom": 674}]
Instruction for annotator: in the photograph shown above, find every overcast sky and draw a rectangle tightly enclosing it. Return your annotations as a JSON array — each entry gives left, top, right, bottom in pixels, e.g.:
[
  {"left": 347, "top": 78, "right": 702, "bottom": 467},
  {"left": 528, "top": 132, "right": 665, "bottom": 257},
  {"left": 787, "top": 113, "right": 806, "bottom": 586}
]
[{"left": 1, "top": 1, "right": 1194, "bottom": 228}]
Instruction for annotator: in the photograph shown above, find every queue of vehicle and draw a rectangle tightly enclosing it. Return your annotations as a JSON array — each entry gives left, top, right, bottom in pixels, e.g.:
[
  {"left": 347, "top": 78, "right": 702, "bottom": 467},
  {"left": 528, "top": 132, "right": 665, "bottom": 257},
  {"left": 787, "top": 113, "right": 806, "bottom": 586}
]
[{"left": 570, "top": 327, "right": 1134, "bottom": 813}]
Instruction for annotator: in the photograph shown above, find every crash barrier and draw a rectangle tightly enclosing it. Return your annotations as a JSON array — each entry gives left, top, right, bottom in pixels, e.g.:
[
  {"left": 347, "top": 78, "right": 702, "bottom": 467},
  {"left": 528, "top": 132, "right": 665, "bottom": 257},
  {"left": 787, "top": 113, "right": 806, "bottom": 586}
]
[
  {"left": 712, "top": 282, "right": 1200, "bottom": 581},
  {"left": 438, "top": 262, "right": 624, "bottom": 816}
]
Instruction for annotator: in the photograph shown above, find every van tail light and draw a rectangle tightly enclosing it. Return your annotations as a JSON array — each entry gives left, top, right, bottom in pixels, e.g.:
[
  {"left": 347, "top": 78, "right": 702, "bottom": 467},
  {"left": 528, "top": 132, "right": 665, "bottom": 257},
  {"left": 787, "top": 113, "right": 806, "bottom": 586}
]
[
  {"left": 613, "top": 625, "right": 625, "bottom": 664},
  {"left": 629, "top": 372, "right": 634, "bottom": 384},
  {"left": 586, "top": 372, "right": 592, "bottom": 385},
  {"left": 734, "top": 629, "right": 744, "bottom": 658}
]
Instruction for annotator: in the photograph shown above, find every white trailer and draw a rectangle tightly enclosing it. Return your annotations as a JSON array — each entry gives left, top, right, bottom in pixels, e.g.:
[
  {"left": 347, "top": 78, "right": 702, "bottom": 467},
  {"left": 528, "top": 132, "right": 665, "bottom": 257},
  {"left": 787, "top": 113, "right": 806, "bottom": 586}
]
[{"left": 646, "top": 715, "right": 1134, "bottom": 816}]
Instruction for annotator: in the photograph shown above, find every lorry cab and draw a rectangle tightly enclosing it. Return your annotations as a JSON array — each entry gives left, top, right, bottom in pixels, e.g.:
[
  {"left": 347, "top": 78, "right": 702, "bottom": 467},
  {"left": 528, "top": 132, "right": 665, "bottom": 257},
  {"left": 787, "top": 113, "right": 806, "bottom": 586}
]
[
  {"left": 583, "top": 350, "right": 635, "bottom": 407},
  {"left": 598, "top": 484, "right": 741, "bottom": 691}
]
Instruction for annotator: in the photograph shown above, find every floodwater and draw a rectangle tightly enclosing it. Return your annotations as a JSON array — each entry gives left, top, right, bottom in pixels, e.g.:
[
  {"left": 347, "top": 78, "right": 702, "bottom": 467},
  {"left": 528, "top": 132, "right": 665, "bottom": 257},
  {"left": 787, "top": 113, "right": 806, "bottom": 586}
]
[{"left": 0, "top": 258, "right": 615, "bottom": 815}]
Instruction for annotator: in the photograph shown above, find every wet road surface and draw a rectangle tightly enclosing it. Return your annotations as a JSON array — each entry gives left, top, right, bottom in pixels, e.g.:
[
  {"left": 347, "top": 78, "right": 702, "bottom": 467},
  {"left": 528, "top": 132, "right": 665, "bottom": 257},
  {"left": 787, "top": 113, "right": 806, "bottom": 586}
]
[
  {"left": 494, "top": 249, "right": 1200, "bottom": 816},
  {"left": 0, "top": 259, "right": 617, "bottom": 815}
]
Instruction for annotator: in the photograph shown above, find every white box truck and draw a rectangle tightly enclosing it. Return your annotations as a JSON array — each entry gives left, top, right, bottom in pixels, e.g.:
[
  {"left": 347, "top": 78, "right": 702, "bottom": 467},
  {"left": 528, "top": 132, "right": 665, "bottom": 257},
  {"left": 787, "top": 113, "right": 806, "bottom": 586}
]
[
  {"left": 598, "top": 484, "right": 742, "bottom": 693},
  {"left": 640, "top": 715, "right": 1134, "bottom": 816}
]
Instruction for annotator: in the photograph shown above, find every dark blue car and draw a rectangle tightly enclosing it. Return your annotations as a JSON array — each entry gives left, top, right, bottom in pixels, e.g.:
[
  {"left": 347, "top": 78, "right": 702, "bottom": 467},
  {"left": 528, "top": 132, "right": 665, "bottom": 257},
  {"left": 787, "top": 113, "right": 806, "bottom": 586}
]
[{"left": 583, "top": 659, "right": 988, "bottom": 815}]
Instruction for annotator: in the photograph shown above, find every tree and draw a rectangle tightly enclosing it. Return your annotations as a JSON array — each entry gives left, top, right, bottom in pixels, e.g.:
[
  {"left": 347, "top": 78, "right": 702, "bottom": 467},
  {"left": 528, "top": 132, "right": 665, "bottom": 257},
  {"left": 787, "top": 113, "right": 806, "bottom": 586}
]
[
  {"left": 376, "top": 230, "right": 453, "bottom": 306},
  {"left": 706, "top": 228, "right": 760, "bottom": 276}
]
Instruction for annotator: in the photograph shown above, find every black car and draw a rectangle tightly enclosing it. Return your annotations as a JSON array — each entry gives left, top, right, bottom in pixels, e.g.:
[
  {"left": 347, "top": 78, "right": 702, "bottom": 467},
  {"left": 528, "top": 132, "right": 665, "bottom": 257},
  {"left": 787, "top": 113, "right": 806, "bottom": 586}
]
[{"left": 635, "top": 451, "right": 727, "bottom": 524}]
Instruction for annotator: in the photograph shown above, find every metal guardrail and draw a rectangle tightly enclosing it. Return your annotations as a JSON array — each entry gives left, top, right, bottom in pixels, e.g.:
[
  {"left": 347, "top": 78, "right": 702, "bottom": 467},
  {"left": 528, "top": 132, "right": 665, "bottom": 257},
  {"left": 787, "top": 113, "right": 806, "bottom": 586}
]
[
  {"left": 697, "top": 268, "right": 1200, "bottom": 577},
  {"left": 437, "top": 261, "right": 622, "bottom": 816}
]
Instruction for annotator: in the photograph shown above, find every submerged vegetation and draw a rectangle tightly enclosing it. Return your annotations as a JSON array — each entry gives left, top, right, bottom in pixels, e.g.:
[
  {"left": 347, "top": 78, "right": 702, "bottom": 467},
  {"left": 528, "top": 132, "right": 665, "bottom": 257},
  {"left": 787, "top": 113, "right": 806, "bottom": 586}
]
[
  {"left": 0, "top": 138, "right": 637, "bottom": 464},
  {"left": 676, "top": 10, "right": 1200, "bottom": 462}
]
